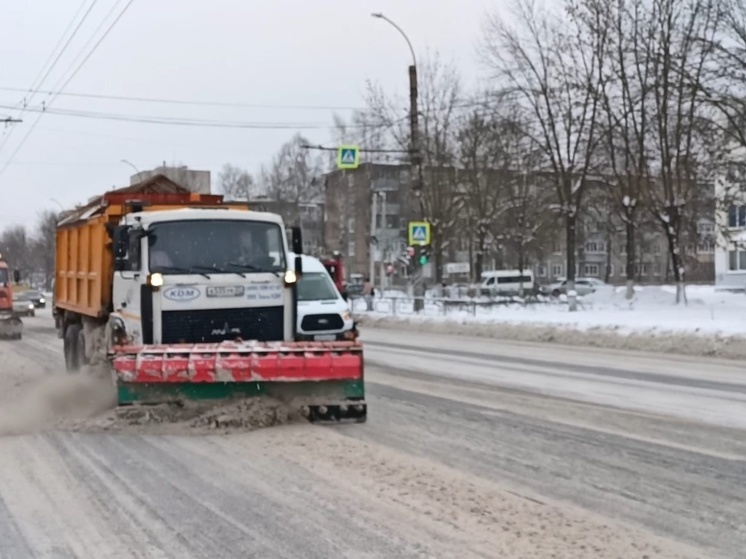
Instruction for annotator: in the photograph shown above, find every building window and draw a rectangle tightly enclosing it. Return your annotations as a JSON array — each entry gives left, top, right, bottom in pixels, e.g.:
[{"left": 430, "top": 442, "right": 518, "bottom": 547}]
[
  {"left": 537, "top": 265, "right": 547, "bottom": 278},
  {"left": 698, "top": 221, "right": 715, "bottom": 234},
  {"left": 552, "top": 239, "right": 562, "bottom": 254},
  {"left": 728, "top": 205, "right": 746, "bottom": 228},
  {"left": 651, "top": 244, "right": 661, "bottom": 254},
  {"left": 653, "top": 262, "right": 662, "bottom": 276},
  {"left": 636, "top": 262, "right": 650, "bottom": 276},
  {"left": 552, "top": 264, "right": 563, "bottom": 278},
  {"left": 347, "top": 240, "right": 356, "bottom": 257},
  {"left": 728, "top": 249, "right": 746, "bottom": 271},
  {"left": 697, "top": 240, "right": 715, "bottom": 254},
  {"left": 347, "top": 218, "right": 355, "bottom": 234},
  {"left": 584, "top": 263, "right": 600, "bottom": 277},
  {"left": 585, "top": 241, "right": 605, "bottom": 253}
]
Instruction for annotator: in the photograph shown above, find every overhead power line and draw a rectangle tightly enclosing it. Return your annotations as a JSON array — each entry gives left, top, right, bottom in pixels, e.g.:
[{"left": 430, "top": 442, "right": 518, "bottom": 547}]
[
  {"left": 0, "top": 0, "right": 99, "bottom": 154},
  {"left": 0, "top": 102, "right": 395, "bottom": 130},
  {"left": 48, "top": 0, "right": 135, "bottom": 104},
  {"left": 24, "top": 0, "right": 91, "bottom": 102},
  {"left": 0, "top": 86, "right": 367, "bottom": 112},
  {"left": 0, "top": 0, "right": 135, "bottom": 180}
]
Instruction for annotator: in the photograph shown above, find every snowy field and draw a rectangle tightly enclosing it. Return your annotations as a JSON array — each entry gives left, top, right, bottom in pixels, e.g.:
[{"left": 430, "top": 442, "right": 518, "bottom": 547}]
[{"left": 351, "top": 285, "right": 746, "bottom": 359}]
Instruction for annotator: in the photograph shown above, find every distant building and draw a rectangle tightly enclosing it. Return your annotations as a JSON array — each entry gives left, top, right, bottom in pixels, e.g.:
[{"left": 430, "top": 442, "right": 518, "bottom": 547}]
[
  {"left": 248, "top": 197, "right": 326, "bottom": 257},
  {"left": 323, "top": 163, "right": 415, "bottom": 281},
  {"left": 130, "top": 165, "right": 211, "bottom": 194}
]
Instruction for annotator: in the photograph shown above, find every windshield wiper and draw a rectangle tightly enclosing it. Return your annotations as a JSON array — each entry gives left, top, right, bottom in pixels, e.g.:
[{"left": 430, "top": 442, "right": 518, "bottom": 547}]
[
  {"left": 225, "top": 262, "right": 261, "bottom": 272},
  {"left": 155, "top": 265, "right": 211, "bottom": 279},
  {"left": 225, "top": 262, "right": 281, "bottom": 278}
]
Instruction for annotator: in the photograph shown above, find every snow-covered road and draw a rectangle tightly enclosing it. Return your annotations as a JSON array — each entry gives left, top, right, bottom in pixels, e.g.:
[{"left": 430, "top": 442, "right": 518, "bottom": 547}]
[
  {"left": 0, "top": 313, "right": 742, "bottom": 558},
  {"left": 363, "top": 327, "right": 746, "bottom": 430}
]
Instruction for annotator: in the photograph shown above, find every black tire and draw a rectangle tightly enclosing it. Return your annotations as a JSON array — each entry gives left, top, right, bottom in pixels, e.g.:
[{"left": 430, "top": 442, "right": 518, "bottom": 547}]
[
  {"left": 64, "top": 323, "right": 82, "bottom": 372},
  {"left": 552, "top": 289, "right": 560, "bottom": 297},
  {"left": 77, "top": 327, "right": 89, "bottom": 368}
]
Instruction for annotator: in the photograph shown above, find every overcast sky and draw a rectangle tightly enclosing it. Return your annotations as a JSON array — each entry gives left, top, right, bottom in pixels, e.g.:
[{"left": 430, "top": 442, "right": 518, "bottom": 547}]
[{"left": 0, "top": 1, "right": 503, "bottom": 228}]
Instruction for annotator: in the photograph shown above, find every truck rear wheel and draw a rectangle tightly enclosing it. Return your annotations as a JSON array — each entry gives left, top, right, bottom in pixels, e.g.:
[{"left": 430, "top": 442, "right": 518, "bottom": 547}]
[{"left": 64, "top": 323, "right": 82, "bottom": 372}]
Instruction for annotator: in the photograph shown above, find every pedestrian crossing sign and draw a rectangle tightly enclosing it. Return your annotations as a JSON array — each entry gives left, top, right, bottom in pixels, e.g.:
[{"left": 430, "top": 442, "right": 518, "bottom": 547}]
[
  {"left": 408, "top": 221, "right": 430, "bottom": 245},
  {"left": 337, "top": 145, "right": 360, "bottom": 169}
]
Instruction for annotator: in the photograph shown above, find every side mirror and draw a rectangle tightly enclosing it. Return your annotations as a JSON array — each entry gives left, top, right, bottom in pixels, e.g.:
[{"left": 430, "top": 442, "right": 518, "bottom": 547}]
[
  {"left": 291, "top": 226, "right": 303, "bottom": 255},
  {"left": 13, "top": 270, "right": 20, "bottom": 283},
  {"left": 113, "top": 226, "right": 131, "bottom": 271},
  {"left": 342, "top": 291, "right": 349, "bottom": 301},
  {"left": 294, "top": 255, "right": 303, "bottom": 276}
]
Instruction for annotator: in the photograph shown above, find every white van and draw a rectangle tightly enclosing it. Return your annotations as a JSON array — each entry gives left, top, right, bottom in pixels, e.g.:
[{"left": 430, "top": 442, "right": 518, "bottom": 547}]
[
  {"left": 290, "top": 253, "right": 357, "bottom": 341},
  {"left": 480, "top": 269, "right": 535, "bottom": 296}
]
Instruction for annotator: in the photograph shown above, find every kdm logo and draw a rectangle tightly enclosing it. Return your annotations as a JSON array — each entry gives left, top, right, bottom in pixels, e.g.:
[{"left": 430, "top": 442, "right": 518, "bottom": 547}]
[{"left": 163, "top": 286, "right": 200, "bottom": 302}]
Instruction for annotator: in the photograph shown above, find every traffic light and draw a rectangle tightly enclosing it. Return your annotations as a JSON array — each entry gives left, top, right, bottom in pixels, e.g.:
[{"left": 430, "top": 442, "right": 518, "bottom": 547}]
[{"left": 418, "top": 244, "right": 431, "bottom": 265}]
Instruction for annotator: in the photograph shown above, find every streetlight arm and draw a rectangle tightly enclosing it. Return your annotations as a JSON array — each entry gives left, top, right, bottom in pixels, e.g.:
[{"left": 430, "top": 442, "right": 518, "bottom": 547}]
[
  {"left": 120, "top": 159, "right": 140, "bottom": 175},
  {"left": 371, "top": 13, "right": 417, "bottom": 68}
]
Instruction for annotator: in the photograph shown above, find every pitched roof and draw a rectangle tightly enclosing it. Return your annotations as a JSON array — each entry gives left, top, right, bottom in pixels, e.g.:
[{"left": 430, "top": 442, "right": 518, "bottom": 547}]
[{"left": 58, "top": 174, "right": 192, "bottom": 226}]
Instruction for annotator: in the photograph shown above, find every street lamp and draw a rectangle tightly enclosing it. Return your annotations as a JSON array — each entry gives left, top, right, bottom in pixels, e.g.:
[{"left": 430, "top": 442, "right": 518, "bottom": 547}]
[
  {"left": 120, "top": 159, "right": 140, "bottom": 179},
  {"left": 370, "top": 13, "right": 420, "bottom": 172},
  {"left": 370, "top": 13, "right": 417, "bottom": 67}
]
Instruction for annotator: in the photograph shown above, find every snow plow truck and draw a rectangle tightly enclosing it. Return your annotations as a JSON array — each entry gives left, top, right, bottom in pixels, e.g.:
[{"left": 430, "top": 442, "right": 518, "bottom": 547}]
[
  {"left": 0, "top": 255, "right": 23, "bottom": 340},
  {"left": 52, "top": 175, "right": 366, "bottom": 422}
]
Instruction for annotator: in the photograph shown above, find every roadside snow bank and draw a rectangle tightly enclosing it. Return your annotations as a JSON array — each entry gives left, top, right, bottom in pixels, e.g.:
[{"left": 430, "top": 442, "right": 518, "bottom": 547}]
[
  {"left": 355, "top": 285, "right": 746, "bottom": 359},
  {"left": 357, "top": 315, "right": 746, "bottom": 359}
]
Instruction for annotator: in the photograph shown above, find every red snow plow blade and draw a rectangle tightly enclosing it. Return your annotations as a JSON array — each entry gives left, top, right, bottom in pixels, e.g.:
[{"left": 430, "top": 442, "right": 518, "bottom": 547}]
[{"left": 110, "top": 340, "right": 366, "bottom": 422}]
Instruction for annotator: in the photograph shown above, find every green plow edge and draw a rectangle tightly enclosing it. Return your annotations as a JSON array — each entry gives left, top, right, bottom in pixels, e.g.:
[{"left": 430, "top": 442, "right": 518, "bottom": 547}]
[{"left": 117, "top": 379, "right": 365, "bottom": 405}]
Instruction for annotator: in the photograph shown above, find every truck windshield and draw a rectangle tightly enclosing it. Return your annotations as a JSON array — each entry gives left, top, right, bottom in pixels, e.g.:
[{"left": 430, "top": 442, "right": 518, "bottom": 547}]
[
  {"left": 297, "top": 272, "right": 339, "bottom": 301},
  {"left": 147, "top": 219, "right": 286, "bottom": 275}
]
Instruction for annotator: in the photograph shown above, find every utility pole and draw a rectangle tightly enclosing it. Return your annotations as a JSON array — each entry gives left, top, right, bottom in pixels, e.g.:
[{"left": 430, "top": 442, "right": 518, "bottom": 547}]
[{"left": 371, "top": 13, "right": 427, "bottom": 311}]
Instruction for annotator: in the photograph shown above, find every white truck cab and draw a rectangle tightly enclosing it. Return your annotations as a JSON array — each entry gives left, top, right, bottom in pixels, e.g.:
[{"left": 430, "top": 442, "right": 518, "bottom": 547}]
[{"left": 290, "top": 253, "right": 356, "bottom": 341}]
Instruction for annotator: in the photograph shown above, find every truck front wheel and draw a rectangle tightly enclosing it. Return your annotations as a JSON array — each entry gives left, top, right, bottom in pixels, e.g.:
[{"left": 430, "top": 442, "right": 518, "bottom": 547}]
[{"left": 64, "top": 323, "right": 82, "bottom": 372}]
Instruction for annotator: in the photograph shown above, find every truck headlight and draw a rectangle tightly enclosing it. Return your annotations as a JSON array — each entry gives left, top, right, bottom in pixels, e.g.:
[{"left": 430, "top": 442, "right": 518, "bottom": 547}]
[
  {"left": 148, "top": 273, "right": 164, "bottom": 287},
  {"left": 342, "top": 310, "right": 352, "bottom": 322},
  {"left": 284, "top": 270, "right": 298, "bottom": 285}
]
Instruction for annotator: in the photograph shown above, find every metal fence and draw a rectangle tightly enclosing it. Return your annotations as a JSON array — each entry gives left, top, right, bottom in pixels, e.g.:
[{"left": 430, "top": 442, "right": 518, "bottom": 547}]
[{"left": 349, "top": 294, "right": 563, "bottom": 318}]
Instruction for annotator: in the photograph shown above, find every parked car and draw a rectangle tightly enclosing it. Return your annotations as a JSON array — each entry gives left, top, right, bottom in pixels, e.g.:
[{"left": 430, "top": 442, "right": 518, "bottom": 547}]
[{"left": 541, "top": 277, "right": 607, "bottom": 297}]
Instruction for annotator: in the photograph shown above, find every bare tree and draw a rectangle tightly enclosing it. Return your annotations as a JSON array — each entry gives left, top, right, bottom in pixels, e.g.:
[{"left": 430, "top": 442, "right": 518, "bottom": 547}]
[
  {"left": 456, "top": 101, "right": 506, "bottom": 280},
  {"left": 0, "top": 225, "right": 30, "bottom": 279},
  {"left": 258, "top": 133, "right": 325, "bottom": 226},
  {"left": 218, "top": 163, "right": 253, "bottom": 201},
  {"left": 482, "top": 0, "right": 611, "bottom": 310},
  {"left": 643, "top": 0, "right": 725, "bottom": 304},
  {"left": 33, "top": 210, "right": 58, "bottom": 289},
  {"left": 594, "top": 0, "right": 659, "bottom": 299}
]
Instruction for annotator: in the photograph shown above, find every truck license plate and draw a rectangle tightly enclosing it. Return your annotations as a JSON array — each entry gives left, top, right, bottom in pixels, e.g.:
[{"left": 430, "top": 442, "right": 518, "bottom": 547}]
[
  {"left": 206, "top": 286, "right": 245, "bottom": 298},
  {"left": 314, "top": 334, "right": 336, "bottom": 341}
]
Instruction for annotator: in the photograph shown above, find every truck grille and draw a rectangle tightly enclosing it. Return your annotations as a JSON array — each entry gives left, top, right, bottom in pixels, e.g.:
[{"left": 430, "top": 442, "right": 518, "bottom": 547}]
[
  {"left": 161, "top": 306, "right": 284, "bottom": 344},
  {"left": 300, "top": 313, "right": 344, "bottom": 332}
]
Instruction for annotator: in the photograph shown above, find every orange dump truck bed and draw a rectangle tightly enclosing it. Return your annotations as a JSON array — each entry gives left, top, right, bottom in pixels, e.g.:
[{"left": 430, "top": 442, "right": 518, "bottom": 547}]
[{"left": 54, "top": 184, "right": 235, "bottom": 319}]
